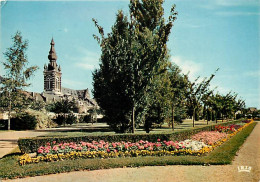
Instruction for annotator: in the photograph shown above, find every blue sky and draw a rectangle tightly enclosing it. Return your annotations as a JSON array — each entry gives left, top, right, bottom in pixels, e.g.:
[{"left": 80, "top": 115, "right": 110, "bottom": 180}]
[{"left": 0, "top": 0, "right": 259, "bottom": 108}]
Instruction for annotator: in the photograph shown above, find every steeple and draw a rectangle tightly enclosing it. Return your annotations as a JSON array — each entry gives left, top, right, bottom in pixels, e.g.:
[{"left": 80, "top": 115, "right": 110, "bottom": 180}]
[
  {"left": 47, "top": 38, "right": 58, "bottom": 70},
  {"left": 43, "top": 38, "right": 62, "bottom": 95},
  {"left": 48, "top": 38, "right": 57, "bottom": 61}
]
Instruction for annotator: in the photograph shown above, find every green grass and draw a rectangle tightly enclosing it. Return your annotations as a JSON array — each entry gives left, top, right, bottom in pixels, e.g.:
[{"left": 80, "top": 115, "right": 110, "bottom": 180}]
[
  {"left": 0, "top": 122, "right": 256, "bottom": 180},
  {"left": 40, "top": 120, "right": 238, "bottom": 137}
]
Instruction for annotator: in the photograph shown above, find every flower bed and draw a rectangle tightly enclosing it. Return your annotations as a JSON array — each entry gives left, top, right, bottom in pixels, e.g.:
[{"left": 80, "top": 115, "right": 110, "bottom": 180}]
[
  {"left": 191, "top": 131, "right": 228, "bottom": 145},
  {"left": 214, "top": 123, "right": 244, "bottom": 134},
  {"left": 18, "top": 119, "right": 254, "bottom": 165},
  {"left": 36, "top": 139, "right": 210, "bottom": 156},
  {"left": 19, "top": 139, "right": 212, "bottom": 165},
  {"left": 18, "top": 119, "right": 243, "bottom": 154},
  {"left": 242, "top": 119, "right": 252, "bottom": 123}
]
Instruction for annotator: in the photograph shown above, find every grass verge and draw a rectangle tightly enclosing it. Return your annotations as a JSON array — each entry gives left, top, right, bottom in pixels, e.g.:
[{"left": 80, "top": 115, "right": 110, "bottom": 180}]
[{"left": 0, "top": 122, "right": 257, "bottom": 179}]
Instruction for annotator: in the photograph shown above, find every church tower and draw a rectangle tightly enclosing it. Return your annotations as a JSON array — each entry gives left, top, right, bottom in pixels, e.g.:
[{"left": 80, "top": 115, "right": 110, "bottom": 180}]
[{"left": 43, "top": 38, "right": 62, "bottom": 95}]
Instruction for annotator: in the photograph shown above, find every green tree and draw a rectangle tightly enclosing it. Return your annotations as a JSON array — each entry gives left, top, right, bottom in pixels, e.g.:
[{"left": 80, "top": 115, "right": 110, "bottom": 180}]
[
  {"left": 143, "top": 59, "right": 171, "bottom": 133},
  {"left": 29, "top": 100, "right": 46, "bottom": 111},
  {"left": 92, "top": 0, "right": 177, "bottom": 133},
  {"left": 47, "top": 98, "right": 78, "bottom": 126},
  {"left": 185, "top": 69, "right": 218, "bottom": 127},
  {"left": 167, "top": 63, "right": 188, "bottom": 130},
  {"left": 0, "top": 31, "right": 38, "bottom": 130}
]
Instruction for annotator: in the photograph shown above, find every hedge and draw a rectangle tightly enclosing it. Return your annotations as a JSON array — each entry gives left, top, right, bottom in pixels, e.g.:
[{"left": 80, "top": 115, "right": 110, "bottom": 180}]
[{"left": 18, "top": 120, "right": 241, "bottom": 153}]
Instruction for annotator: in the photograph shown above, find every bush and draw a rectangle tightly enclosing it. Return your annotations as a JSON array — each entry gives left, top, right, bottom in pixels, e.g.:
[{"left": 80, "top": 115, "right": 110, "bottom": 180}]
[
  {"left": 66, "top": 114, "right": 77, "bottom": 125},
  {"left": 18, "top": 119, "right": 242, "bottom": 153},
  {"left": 236, "top": 113, "right": 243, "bottom": 120},
  {"left": 26, "top": 109, "right": 56, "bottom": 129},
  {"left": 54, "top": 114, "right": 78, "bottom": 125},
  {"left": 53, "top": 115, "right": 65, "bottom": 125},
  {"left": 174, "top": 115, "right": 183, "bottom": 124},
  {"left": 10, "top": 112, "right": 37, "bottom": 130},
  {"left": 79, "top": 115, "right": 90, "bottom": 123}
]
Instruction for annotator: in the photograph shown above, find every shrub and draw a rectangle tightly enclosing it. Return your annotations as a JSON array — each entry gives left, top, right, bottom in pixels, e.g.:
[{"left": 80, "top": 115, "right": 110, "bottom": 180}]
[
  {"left": 10, "top": 112, "right": 37, "bottom": 130},
  {"left": 53, "top": 115, "right": 65, "bottom": 125},
  {"left": 65, "top": 114, "right": 77, "bottom": 125},
  {"left": 26, "top": 109, "right": 56, "bottom": 129}
]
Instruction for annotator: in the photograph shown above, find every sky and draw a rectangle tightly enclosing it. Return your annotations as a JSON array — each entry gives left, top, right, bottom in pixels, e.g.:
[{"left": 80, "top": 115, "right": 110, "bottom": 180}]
[{"left": 0, "top": 0, "right": 259, "bottom": 108}]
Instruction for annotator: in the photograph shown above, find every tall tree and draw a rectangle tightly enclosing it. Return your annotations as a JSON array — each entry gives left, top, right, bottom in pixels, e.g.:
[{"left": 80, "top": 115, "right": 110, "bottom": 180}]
[
  {"left": 185, "top": 69, "right": 218, "bottom": 127},
  {"left": 167, "top": 63, "right": 188, "bottom": 130},
  {"left": 92, "top": 0, "right": 177, "bottom": 133},
  {"left": 0, "top": 31, "right": 38, "bottom": 130}
]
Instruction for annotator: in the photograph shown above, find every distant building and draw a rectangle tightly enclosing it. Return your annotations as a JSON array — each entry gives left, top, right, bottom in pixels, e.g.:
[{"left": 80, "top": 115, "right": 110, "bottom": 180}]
[
  {"left": 29, "top": 38, "right": 97, "bottom": 113},
  {"left": 248, "top": 107, "right": 257, "bottom": 113},
  {"left": 0, "top": 112, "right": 8, "bottom": 120}
]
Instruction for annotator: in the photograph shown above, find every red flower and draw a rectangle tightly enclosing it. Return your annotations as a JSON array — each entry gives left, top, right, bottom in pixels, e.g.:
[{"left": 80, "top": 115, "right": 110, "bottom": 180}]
[{"left": 157, "top": 139, "right": 161, "bottom": 142}]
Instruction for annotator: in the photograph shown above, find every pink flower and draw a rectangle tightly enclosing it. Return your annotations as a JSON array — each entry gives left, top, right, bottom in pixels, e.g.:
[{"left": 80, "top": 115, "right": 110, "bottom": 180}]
[
  {"left": 156, "top": 143, "right": 161, "bottom": 147},
  {"left": 52, "top": 141, "right": 56, "bottom": 145},
  {"left": 53, "top": 146, "right": 58, "bottom": 151},
  {"left": 38, "top": 149, "right": 43, "bottom": 154},
  {"left": 107, "top": 149, "right": 110, "bottom": 153},
  {"left": 77, "top": 147, "right": 83, "bottom": 151},
  {"left": 157, "top": 139, "right": 161, "bottom": 142}
]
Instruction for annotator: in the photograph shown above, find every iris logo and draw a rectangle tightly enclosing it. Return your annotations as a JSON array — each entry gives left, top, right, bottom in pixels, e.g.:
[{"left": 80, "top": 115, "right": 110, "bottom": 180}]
[{"left": 237, "top": 166, "right": 252, "bottom": 173}]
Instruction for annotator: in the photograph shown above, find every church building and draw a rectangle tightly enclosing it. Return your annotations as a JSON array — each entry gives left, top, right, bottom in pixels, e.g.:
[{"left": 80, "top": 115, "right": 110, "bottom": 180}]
[{"left": 29, "top": 38, "right": 97, "bottom": 113}]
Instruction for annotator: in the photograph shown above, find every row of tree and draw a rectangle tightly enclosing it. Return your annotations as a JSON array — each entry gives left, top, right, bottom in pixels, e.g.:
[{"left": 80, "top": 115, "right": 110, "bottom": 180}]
[{"left": 92, "top": 0, "right": 246, "bottom": 133}]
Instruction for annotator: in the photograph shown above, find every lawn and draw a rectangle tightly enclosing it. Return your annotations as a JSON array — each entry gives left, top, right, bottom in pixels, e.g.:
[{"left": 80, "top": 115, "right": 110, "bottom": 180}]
[
  {"left": 39, "top": 119, "right": 234, "bottom": 137},
  {"left": 0, "top": 121, "right": 256, "bottom": 179}
]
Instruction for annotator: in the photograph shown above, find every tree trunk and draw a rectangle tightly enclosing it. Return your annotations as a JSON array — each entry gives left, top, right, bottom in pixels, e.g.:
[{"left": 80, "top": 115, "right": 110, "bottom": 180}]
[
  {"left": 63, "top": 114, "right": 66, "bottom": 127},
  {"left": 193, "top": 108, "right": 195, "bottom": 127},
  {"left": 215, "top": 111, "right": 218, "bottom": 124},
  {"left": 7, "top": 114, "right": 11, "bottom": 131},
  {"left": 222, "top": 113, "right": 224, "bottom": 122},
  {"left": 8, "top": 93, "right": 11, "bottom": 130},
  {"left": 206, "top": 108, "right": 209, "bottom": 125},
  {"left": 132, "top": 106, "right": 135, "bottom": 133},
  {"left": 171, "top": 105, "right": 174, "bottom": 131}
]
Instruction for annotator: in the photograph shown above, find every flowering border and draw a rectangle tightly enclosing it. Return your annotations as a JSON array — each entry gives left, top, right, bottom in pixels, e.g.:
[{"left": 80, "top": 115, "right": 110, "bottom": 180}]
[{"left": 18, "top": 120, "right": 254, "bottom": 165}]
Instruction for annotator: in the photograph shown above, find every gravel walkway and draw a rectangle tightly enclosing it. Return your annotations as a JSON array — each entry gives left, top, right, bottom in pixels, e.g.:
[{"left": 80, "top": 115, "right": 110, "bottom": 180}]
[
  {"left": 4, "top": 121, "right": 260, "bottom": 182},
  {"left": 0, "top": 131, "right": 49, "bottom": 158}
]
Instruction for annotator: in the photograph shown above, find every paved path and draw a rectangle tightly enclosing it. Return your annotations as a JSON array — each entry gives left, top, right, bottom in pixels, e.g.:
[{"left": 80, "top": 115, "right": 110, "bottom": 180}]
[
  {"left": 5, "top": 121, "right": 260, "bottom": 182},
  {"left": 0, "top": 131, "right": 50, "bottom": 158}
]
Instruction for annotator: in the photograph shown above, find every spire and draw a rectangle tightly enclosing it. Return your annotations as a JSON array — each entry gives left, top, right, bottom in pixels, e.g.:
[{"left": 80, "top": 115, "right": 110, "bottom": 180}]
[{"left": 48, "top": 38, "right": 57, "bottom": 61}]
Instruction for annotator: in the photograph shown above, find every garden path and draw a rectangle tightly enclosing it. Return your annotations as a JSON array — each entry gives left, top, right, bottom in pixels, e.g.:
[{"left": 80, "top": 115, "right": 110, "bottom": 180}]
[
  {"left": 0, "top": 124, "right": 100, "bottom": 158},
  {"left": 0, "top": 131, "right": 50, "bottom": 158},
  {"left": 6, "top": 121, "right": 260, "bottom": 182}
]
